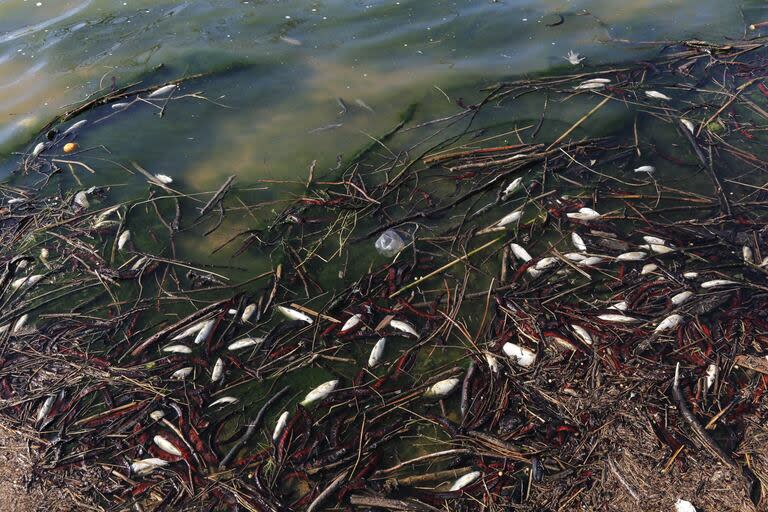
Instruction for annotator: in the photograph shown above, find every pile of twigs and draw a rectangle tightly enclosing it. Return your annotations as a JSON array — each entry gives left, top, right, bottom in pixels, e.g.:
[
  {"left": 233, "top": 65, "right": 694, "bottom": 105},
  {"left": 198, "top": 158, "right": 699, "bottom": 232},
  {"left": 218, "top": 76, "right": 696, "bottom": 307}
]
[{"left": 3, "top": 37, "right": 768, "bottom": 511}]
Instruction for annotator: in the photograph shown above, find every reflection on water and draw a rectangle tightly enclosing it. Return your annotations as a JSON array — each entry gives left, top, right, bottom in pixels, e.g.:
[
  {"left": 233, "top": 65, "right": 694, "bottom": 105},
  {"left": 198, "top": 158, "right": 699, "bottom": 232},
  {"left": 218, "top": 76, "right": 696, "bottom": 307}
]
[{"left": 0, "top": 0, "right": 758, "bottom": 185}]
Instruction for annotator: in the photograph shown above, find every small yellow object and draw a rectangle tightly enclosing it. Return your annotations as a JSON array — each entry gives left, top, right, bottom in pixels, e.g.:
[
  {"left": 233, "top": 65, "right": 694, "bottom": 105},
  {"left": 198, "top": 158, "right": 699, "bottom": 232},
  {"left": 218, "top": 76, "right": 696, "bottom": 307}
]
[{"left": 63, "top": 142, "right": 79, "bottom": 153}]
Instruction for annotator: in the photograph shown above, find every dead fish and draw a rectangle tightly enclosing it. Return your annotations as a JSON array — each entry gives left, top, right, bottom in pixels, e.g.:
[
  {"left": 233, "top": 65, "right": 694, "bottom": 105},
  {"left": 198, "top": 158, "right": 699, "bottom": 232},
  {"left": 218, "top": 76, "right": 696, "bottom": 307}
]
[
  {"left": 495, "top": 210, "right": 522, "bottom": 228},
  {"left": 279, "top": 35, "right": 302, "bottom": 46},
  {"left": 209, "top": 396, "right": 239, "bottom": 408},
  {"left": 609, "top": 301, "right": 628, "bottom": 311},
  {"left": 272, "top": 411, "right": 289, "bottom": 441},
  {"left": 390, "top": 319, "right": 418, "bottom": 337},
  {"left": 193, "top": 319, "right": 216, "bottom": 345},
  {"left": 241, "top": 303, "right": 257, "bottom": 323},
  {"left": 340, "top": 313, "right": 362, "bottom": 333},
  {"left": 161, "top": 344, "right": 192, "bottom": 354},
  {"left": 131, "top": 256, "right": 149, "bottom": 271},
  {"left": 153, "top": 435, "right": 182, "bottom": 457},
  {"left": 368, "top": 337, "right": 386, "bottom": 367},
  {"left": 503, "top": 342, "right": 536, "bottom": 367},
  {"left": 575, "top": 82, "right": 606, "bottom": 90},
  {"left": 277, "top": 305, "right": 314, "bottom": 324},
  {"left": 641, "top": 243, "right": 674, "bottom": 254},
  {"left": 571, "top": 232, "right": 586, "bottom": 252},
  {"left": 634, "top": 165, "right": 655, "bottom": 173},
  {"left": 12, "top": 314, "right": 28, "bottom": 333},
  {"left": 62, "top": 119, "right": 87, "bottom": 135},
  {"left": 149, "top": 410, "right": 165, "bottom": 421},
  {"left": 571, "top": 324, "right": 593, "bottom": 345},
  {"left": 36, "top": 394, "right": 56, "bottom": 424},
  {"left": 31, "top": 142, "right": 46, "bottom": 158},
  {"left": 301, "top": 380, "right": 339, "bottom": 406},
  {"left": 449, "top": 470, "right": 481, "bottom": 491},
  {"left": 655, "top": 314, "right": 683, "bottom": 333},
  {"left": 502, "top": 177, "right": 523, "bottom": 197},
  {"left": 424, "top": 377, "right": 460, "bottom": 398},
  {"left": 566, "top": 207, "right": 601, "bottom": 221},
  {"left": 131, "top": 458, "right": 168, "bottom": 475},
  {"left": 11, "top": 274, "right": 43, "bottom": 289},
  {"left": 597, "top": 313, "right": 639, "bottom": 323},
  {"left": 171, "top": 367, "right": 193, "bottom": 380},
  {"left": 535, "top": 257, "right": 559, "bottom": 270},
  {"left": 154, "top": 174, "right": 173, "bottom": 184},
  {"left": 645, "top": 90, "right": 672, "bottom": 101},
  {"left": 641, "top": 263, "right": 658, "bottom": 275},
  {"left": 580, "top": 78, "right": 611, "bottom": 84},
  {"left": 117, "top": 230, "right": 131, "bottom": 251},
  {"left": 510, "top": 243, "right": 532, "bottom": 262},
  {"left": 642, "top": 235, "right": 666, "bottom": 245},
  {"left": 680, "top": 118, "right": 695, "bottom": 134},
  {"left": 211, "top": 358, "right": 224, "bottom": 382},
  {"left": 171, "top": 320, "right": 207, "bottom": 341},
  {"left": 112, "top": 102, "right": 131, "bottom": 109},
  {"left": 616, "top": 251, "right": 646, "bottom": 261},
  {"left": 148, "top": 84, "right": 177, "bottom": 98},
  {"left": 671, "top": 290, "right": 693, "bottom": 305},
  {"left": 564, "top": 252, "right": 587, "bottom": 262},
  {"left": 683, "top": 272, "right": 698, "bottom": 279},
  {"left": 309, "top": 123, "right": 343, "bottom": 133},
  {"left": 227, "top": 337, "right": 264, "bottom": 351},
  {"left": 579, "top": 256, "right": 604, "bottom": 267},
  {"left": 701, "top": 279, "right": 738, "bottom": 289}
]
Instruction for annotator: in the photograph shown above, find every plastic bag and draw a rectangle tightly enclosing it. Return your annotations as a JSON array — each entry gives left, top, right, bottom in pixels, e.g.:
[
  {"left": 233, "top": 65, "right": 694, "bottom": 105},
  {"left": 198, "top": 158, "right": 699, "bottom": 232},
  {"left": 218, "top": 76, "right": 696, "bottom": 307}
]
[{"left": 375, "top": 229, "right": 408, "bottom": 257}]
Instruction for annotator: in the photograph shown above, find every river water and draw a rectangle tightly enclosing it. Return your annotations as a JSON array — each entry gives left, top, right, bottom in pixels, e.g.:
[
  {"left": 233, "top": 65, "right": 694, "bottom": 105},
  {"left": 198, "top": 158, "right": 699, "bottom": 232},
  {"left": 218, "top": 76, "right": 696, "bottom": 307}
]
[{"left": 0, "top": 0, "right": 759, "bottom": 186}]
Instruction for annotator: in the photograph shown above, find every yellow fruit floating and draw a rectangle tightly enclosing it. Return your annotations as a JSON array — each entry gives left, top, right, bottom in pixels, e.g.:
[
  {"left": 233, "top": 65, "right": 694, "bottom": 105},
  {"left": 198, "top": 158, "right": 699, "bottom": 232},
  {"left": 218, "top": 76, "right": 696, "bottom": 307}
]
[{"left": 63, "top": 142, "right": 79, "bottom": 153}]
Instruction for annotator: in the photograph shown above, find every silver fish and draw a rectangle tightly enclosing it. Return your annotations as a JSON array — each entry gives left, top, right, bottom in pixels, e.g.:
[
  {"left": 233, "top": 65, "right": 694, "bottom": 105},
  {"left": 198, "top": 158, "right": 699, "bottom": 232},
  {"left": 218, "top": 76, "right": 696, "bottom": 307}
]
[
  {"left": 153, "top": 435, "right": 182, "bottom": 457},
  {"left": 272, "top": 411, "right": 290, "bottom": 441},
  {"left": 211, "top": 358, "right": 224, "bottom": 382},
  {"left": 277, "top": 305, "right": 314, "bottom": 324},
  {"left": 62, "top": 119, "right": 87, "bottom": 135},
  {"left": 209, "top": 396, "right": 239, "bottom": 408},
  {"left": 227, "top": 337, "right": 264, "bottom": 351},
  {"left": 423, "top": 377, "right": 460, "bottom": 398},
  {"left": 701, "top": 279, "right": 738, "bottom": 289},
  {"left": 193, "top": 319, "right": 216, "bottom": 345},
  {"left": 510, "top": 243, "right": 532, "bottom": 262},
  {"left": 654, "top": 314, "right": 683, "bottom": 333},
  {"left": 390, "top": 319, "right": 418, "bottom": 337},
  {"left": 301, "top": 380, "right": 339, "bottom": 406},
  {"left": 502, "top": 342, "right": 536, "bottom": 367},
  {"left": 148, "top": 84, "right": 177, "bottom": 98},
  {"left": 161, "top": 344, "right": 191, "bottom": 354},
  {"left": 616, "top": 251, "right": 646, "bottom": 261},
  {"left": 449, "top": 470, "right": 481, "bottom": 491},
  {"left": 571, "top": 232, "right": 586, "bottom": 252},
  {"left": 131, "top": 458, "right": 168, "bottom": 475},
  {"left": 368, "top": 337, "right": 386, "bottom": 367},
  {"left": 597, "top": 313, "right": 639, "bottom": 323}
]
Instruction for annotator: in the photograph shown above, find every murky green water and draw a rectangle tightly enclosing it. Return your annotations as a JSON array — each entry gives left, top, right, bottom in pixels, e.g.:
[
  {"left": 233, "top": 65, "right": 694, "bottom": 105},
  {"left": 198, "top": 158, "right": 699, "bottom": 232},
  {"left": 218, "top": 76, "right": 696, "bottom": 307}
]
[{"left": 0, "top": 0, "right": 758, "bottom": 184}]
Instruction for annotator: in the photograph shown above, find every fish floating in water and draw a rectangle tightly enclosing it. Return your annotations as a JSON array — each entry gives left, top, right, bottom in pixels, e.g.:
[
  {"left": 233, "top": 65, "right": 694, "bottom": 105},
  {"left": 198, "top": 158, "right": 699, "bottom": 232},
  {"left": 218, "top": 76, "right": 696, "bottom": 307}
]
[
  {"left": 502, "top": 342, "right": 536, "bottom": 367},
  {"left": 277, "top": 305, "right": 314, "bottom": 324},
  {"left": 148, "top": 84, "right": 177, "bottom": 98},
  {"left": 450, "top": 470, "right": 481, "bottom": 491},
  {"left": 424, "top": 377, "right": 460, "bottom": 398},
  {"left": 645, "top": 90, "right": 671, "bottom": 101},
  {"left": 368, "top": 337, "right": 386, "bottom": 367},
  {"left": 301, "top": 380, "right": 339, "bottom": 406}
]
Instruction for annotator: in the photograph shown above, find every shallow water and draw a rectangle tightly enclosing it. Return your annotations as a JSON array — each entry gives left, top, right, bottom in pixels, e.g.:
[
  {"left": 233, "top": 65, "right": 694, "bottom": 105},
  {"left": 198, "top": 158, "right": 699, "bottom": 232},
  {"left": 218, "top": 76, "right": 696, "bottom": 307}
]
[{"left": 0, "top": 0, "right": 759, "bottom": 185}]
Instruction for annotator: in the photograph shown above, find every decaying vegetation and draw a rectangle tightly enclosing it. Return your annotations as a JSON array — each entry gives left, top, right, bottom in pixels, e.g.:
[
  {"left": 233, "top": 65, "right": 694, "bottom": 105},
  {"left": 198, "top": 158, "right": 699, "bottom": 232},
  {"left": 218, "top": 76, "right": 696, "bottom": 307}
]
[{"left": 3, "top": 36, "right": 768, "bottom": 511}]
